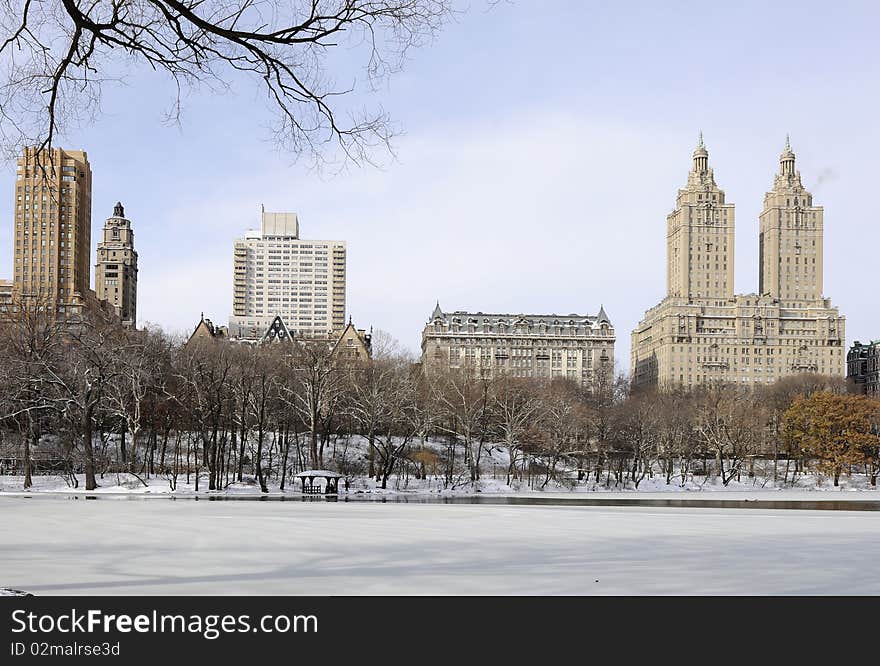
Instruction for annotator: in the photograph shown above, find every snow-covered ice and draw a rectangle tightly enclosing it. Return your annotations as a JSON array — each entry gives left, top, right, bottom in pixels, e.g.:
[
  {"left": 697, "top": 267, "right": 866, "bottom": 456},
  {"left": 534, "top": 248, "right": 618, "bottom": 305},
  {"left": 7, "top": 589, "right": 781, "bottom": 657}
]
[{"left": 2, "top": 497, "right": 879, "bottom": 595}]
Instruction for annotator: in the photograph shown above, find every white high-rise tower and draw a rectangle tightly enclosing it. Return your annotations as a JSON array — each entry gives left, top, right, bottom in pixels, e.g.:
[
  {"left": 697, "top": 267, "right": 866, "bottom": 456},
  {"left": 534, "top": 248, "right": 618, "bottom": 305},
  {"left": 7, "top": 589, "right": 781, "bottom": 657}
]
[{"left": 229, "top": 208, "right": 346, "bottom": 339}]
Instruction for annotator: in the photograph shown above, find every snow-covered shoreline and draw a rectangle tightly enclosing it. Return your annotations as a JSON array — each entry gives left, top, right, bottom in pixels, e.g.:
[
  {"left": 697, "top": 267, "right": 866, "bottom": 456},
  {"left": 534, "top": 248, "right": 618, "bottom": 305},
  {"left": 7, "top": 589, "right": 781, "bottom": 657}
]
[{"left": 1, "top": 473, "right": 879, "bottom": 502}]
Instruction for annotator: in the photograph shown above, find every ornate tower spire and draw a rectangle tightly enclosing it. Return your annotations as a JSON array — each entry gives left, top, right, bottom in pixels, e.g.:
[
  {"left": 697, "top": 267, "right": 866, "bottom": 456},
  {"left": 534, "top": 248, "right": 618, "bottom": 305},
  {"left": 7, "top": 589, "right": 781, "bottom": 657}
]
[
  {"left": 95, "top": 204, "right": 138, "bottom": 327},
  {"left": 693, "top": 131, "right": 709, "bottom": 174},
  {"left": 780, "top": 134, "right": 796, "bottom": 177},
  {"left": 667, "top": 132, "right": 734, "bottom": 302}
]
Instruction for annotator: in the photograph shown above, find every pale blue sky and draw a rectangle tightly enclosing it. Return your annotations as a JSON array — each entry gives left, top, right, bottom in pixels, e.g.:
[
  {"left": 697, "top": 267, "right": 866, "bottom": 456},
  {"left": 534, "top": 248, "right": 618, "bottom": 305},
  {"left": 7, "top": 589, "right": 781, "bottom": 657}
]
[{"left": 0, "top": 1, "right": 877, "bottom": 373}]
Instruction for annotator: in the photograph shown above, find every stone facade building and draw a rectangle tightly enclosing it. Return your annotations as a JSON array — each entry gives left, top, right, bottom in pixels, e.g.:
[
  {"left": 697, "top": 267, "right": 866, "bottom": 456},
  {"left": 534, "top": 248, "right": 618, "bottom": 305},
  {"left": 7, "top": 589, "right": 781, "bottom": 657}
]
[
  {"left": 0, "top": 280, "right": 11, "bottom": 314},
  {"left": 3, "top": 147, "right": 127, "bottom": 324},
  {"left": 228, "top": 209, "right": 346, "bottom": 339},
  {"left": 11, "top": 147, "right": 93, "bottom": 315},
  {"left": 631, "top": 137, "right": 845, "bottom": 389},
  {"left": 847, "top": 341, "right": 880, "bottom": 397},
  {"left": 421, "top": 304, "right": 615, "bottom": 386},
  {"left": 95, "top": 202, "right": 138, "bottom": 326},
  {"left": 665, "top": 133, "right": 736, "bottom": 305}
]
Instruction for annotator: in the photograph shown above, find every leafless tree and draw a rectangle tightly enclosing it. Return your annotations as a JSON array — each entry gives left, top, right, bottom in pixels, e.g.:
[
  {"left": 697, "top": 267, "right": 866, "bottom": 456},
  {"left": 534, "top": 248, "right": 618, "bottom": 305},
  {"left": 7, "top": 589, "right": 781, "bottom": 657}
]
[
  {"left": 654, "top": 387, "right": 695, "bottom": 487},
  {"left": 41, "top": 312, "right": 122, "bottom": 490},
  {"left": 0, "top": 0, "right": 452, "bottom": 164},
  {"left": 244, "top": 345, "right": 280, "bottom": 492},
  {"left": 0, "top": 294, "right": 65, "bottom": 488},
  {"left": 611, "top": 389, "right": 658, "bottom": 488},
  {"left": 535, "top": 379, "right": 586, "bottom": 488},
  {"left": 345, "top": 355, "right": 396, "bottom": 478},
  {"left": 431, "top": 367, "right": 493, "bottom": 487},
  {"left": 369, "top": 358, "right": 419, "bottom": 489},
  {"left": 284, "top": 337, "right": 342, "bottom": 468},
  {"left": 103, "top": 327, "right": 169, "bottom": 474},
  {"left": 171, "top": 336, "right": 234, "bottom": 490},
  {"left": 491, "top": 376, "right": 541, "bottom": 485},
  {"left": 693, "top": 383, "right": 764, "bottom": 486}
]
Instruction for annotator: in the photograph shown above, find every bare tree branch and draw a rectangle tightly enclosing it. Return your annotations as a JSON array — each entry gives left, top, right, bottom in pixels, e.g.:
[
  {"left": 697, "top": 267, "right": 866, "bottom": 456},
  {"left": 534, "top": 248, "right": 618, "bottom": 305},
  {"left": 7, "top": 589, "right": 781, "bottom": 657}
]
[{"left": 0, "top": 0, "right": 453, "bottom": 165}]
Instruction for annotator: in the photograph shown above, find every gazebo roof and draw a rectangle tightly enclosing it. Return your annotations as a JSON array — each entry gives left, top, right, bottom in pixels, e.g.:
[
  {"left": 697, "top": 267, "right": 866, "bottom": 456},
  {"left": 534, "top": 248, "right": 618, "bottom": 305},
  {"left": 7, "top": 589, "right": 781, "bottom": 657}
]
[{"left": 294, "top": 470, "right": 343, "bottom": 478}]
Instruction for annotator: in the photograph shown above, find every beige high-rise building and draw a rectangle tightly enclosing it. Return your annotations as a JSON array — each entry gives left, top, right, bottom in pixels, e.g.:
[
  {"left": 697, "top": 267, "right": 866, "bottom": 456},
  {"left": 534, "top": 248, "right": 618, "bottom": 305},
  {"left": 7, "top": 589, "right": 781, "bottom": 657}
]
[
  {"left": 228, "top": 209, "right": 346, "bottom": 339},
  {"left": 12, "top": 147, "right": 92, "bottom": 314},
  {"left": 667, "top": 133, "right": 735, "bottom": 305},
  {"left": 631, "top": 137, "right": 845, "bottom": 389},
  {"left": 759, "top": 136, "right": 824, "bottom": 304},
  {"left": 95, "top": 202, "right": 138, "bottom": 327}
]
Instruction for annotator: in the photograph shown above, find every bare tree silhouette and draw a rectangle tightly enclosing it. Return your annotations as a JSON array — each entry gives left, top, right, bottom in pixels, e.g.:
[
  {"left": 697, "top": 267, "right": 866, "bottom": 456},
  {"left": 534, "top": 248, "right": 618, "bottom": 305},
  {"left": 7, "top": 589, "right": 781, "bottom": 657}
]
[{"left": 0, "top": 0, "right": 452, "bottom": 164}]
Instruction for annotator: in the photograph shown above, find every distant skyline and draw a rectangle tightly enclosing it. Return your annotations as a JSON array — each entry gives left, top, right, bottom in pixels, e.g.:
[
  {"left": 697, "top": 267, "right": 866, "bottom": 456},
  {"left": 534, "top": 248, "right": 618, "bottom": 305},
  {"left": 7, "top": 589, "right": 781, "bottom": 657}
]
[{"left": 1, "top": 0, "right": 877, "bottom": 376}]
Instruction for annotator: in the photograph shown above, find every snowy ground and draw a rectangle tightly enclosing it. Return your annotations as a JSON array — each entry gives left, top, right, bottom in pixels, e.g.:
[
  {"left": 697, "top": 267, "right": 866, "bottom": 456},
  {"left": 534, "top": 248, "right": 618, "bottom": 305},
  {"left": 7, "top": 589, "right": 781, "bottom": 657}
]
[
  {"left": 8, "top": 435, "right": 880, "bottom": 498},
  {"left": 2, "top": 496, "right": 880, "bottom": 595},
  {"left": 1, "top": 471, "right": 879, "bottom": 499}
]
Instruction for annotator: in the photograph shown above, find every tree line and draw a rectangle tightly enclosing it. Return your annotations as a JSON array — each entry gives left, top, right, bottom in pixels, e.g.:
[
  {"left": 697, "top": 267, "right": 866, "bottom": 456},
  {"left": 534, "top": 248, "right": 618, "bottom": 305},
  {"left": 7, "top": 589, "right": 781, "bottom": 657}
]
[{"left": 1, "top": 307, "right": 878, "bottom": 492}]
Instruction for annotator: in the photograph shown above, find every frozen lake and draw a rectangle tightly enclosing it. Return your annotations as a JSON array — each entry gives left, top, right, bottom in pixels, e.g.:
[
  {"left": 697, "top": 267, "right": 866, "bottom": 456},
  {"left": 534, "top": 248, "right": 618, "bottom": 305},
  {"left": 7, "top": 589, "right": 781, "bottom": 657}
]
[{"left": 2, "top": 496, "right": 879, "bottom": 595}]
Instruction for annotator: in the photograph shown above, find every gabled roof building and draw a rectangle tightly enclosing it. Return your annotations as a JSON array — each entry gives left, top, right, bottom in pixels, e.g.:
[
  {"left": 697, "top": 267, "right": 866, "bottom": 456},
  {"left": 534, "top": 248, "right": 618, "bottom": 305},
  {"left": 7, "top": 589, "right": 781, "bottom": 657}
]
[
  {"left": 421, "top": 303, "right": 615, "bottom": 387},
  {"left": 186, "top": 313, "right": 372, "bottom": 363},
  {"left": 186, "top": 314, "right": 228, "bottom": 344}
]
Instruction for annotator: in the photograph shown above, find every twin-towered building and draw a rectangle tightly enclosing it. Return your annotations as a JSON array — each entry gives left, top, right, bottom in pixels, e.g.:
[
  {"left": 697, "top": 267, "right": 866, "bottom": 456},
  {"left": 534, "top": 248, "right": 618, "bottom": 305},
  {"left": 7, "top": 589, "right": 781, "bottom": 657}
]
[
  {"left": 1, "top": 139, "right": 852, "bottom": 395},
  {"left": 631, "top": 136, "right": 845, "bottom": 388},
  {"left": 418, "top": 136, "right": 849, "bottom": 391}
]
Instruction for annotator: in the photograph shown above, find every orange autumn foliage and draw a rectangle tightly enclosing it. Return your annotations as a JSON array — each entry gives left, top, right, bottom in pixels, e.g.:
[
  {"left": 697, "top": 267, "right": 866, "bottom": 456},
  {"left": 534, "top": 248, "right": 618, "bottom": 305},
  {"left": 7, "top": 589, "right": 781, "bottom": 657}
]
[{"left": 782, "top": 392, "right": 880, "bottom": 486}]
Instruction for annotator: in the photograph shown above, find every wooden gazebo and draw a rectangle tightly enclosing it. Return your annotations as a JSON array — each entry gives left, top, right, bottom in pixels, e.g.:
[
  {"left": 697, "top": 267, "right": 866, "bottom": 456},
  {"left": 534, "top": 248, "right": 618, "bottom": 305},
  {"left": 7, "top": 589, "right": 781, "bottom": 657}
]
[{"left": 294, "top": 470, "right": 343, "bottom": 495}]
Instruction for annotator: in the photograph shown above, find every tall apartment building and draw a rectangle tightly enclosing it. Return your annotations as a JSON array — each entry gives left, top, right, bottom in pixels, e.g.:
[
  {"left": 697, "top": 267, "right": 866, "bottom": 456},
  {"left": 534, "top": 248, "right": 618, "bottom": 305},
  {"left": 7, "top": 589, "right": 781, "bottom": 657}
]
[
  {"left": 666, "top": 133, "right": 736, "bottom": 304},
  {"left": 631, "top": 137, "right": 845, "bottom": 389},
  {"left": 12, "top": 147, "right": 93, "bottom": 314},
  {"left": 228, "top": 209, "right": 346, "bottom": 339},
  {"left": 759, "top": 137, "right": 825, "bottom": 304},
  {"left": 421, "top": 304, "right": 615, "bottom": 387},
  {"left": 847, "top": 341, "right": 880, "bottom": 397},
  {"left": 94, "top": 202, "right": 138, "bottom": 326}
]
